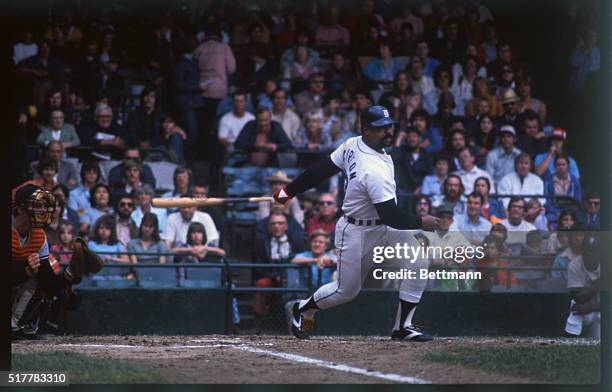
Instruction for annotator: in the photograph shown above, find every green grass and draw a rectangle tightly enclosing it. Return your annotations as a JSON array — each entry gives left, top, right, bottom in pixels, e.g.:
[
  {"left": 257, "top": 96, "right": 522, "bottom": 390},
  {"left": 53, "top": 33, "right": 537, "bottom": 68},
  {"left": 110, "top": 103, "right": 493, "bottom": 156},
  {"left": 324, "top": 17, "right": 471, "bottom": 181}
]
[
  {"left": 423, "top": 345, "right": 600, "bottom": 383},
  {"left": 12, "top": 351, "right": 167, "bottom": 384}
]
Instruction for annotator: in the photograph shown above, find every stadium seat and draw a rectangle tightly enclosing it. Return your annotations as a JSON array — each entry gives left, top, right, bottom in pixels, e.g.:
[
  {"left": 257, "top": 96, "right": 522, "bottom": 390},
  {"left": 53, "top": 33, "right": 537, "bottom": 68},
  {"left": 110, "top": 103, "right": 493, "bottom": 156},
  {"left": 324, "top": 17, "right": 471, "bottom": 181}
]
[
  {"left": 180, "top": 266, "right": 223, "bottom": 288},
  {"left": 137, "top": 267, "right": 178, "bottom": 288},
  {"left": 147, "top": 161, "right": 178, "bottom": 191}
]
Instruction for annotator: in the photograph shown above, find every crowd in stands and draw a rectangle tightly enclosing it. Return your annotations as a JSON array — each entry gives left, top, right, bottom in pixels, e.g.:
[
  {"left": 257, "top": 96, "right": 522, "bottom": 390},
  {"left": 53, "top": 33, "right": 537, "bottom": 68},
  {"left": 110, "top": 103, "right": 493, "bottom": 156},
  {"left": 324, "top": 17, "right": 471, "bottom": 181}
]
[{"left": 12, "top": 1, "right": 603, "bottom": 329}]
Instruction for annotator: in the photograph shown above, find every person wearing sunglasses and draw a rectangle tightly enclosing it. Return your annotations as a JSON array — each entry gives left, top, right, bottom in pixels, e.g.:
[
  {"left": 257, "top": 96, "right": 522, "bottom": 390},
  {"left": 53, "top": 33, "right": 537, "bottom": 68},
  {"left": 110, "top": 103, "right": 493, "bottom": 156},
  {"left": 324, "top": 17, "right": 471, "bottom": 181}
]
[
  {"left": 113, "top": 193, "right": 138, "bottom": 247},
  {"left": 306, "top": 193, "right": 338, "bottom": 237},
  {"left": 576, "top": 191, "right": 601, "bottom": 230}
]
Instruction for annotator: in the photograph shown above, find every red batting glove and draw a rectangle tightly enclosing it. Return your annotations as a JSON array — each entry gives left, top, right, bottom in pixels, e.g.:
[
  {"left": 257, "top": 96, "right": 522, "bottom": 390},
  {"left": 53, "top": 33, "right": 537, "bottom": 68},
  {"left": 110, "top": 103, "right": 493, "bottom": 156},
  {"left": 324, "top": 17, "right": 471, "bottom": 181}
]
[{"left": 273, "top": 186, "right": 292, "bottom": 205}]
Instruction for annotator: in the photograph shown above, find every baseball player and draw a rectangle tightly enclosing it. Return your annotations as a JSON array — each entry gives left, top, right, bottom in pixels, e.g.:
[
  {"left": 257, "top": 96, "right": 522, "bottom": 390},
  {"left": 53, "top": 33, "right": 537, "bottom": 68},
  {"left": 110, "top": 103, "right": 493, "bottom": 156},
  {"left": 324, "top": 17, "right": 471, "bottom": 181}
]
[
  {"left": 11, "top": 184, "right": 103, "bottom": 338},
  {"left": 274, "top": 105, "right": 440, "bottom": 341}
]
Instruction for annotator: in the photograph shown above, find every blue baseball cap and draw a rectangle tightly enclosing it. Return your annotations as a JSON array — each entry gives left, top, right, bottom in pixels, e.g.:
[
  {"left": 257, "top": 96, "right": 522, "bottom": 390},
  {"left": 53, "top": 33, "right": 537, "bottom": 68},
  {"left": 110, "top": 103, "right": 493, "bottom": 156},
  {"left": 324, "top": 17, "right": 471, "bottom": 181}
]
[{"left": 361, "top": 105, "right": 398, "bottom": 128}]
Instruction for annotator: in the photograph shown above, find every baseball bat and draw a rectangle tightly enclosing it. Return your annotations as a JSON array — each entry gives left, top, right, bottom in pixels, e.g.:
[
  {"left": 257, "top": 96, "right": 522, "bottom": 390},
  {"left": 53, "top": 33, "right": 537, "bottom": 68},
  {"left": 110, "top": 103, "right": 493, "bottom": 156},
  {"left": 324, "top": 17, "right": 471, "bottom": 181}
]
[{"left": 151, "top": 196, "right": 274, "bottom": 208}]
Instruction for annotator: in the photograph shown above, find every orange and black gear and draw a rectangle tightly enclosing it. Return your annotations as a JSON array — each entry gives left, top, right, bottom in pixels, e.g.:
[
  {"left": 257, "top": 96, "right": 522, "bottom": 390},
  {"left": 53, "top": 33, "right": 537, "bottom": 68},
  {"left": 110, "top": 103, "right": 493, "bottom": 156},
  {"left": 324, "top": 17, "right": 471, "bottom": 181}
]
[{"left": 13, "top": 184, "right": 56, "bottom": 228}]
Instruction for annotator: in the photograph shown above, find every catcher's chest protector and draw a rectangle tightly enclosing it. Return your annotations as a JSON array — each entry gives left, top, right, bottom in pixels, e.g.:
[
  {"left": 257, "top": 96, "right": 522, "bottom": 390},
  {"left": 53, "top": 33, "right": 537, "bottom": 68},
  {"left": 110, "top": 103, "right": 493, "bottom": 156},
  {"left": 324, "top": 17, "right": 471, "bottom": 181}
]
[{"left": 12, "top": 228, "right": 46, "bottom": 263}]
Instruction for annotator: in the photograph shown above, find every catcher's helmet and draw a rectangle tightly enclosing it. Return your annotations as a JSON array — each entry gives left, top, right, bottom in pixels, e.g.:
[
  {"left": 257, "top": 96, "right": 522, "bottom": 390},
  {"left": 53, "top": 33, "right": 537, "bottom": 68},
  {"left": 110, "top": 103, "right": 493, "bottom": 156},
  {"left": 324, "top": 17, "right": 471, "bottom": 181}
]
[
  {"left": 14, "top": 184, "right": 56, "bottom": 228},
  {"left": 361, "top": 105, "right": 398, "bottom": 128}
]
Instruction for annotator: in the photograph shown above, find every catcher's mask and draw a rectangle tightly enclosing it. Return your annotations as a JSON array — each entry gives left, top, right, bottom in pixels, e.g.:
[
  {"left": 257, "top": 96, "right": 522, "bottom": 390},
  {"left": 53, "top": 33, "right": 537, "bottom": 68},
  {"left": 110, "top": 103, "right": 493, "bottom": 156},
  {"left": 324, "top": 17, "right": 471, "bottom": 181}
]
[{"left": 14, "top": 185, "right": 56, "bottom": 228}]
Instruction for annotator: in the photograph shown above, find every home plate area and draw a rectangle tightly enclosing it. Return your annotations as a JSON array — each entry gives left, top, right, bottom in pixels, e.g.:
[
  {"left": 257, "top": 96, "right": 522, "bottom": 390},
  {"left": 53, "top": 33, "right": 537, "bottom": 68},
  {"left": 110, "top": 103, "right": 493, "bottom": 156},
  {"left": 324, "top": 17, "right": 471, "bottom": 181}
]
[{"left": 12, "top": 335, "right": 600, "bottom": 384}]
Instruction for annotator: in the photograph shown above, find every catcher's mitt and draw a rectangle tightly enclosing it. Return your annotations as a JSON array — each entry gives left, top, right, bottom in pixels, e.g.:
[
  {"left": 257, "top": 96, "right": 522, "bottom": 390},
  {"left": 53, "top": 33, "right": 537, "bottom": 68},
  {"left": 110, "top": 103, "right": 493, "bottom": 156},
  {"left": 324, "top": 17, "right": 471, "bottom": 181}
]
[{"left": 68, "top": 237, "right": 105, "bottom": 279}]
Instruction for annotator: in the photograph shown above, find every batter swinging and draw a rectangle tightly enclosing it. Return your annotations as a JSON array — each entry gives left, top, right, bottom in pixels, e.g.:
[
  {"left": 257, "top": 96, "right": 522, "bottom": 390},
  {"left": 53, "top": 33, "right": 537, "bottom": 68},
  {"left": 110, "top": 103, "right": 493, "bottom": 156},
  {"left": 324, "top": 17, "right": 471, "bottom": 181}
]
[{"left": 274, "top": 105, "right": 440, "bottom": 341}]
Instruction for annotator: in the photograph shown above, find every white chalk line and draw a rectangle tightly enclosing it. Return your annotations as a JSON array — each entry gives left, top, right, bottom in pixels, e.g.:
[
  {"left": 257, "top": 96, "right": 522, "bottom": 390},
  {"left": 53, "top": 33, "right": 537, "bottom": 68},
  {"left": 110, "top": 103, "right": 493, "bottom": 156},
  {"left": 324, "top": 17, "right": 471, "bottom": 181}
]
[{"left": 17, "top": 342, "right": 430, "bottom": 384}]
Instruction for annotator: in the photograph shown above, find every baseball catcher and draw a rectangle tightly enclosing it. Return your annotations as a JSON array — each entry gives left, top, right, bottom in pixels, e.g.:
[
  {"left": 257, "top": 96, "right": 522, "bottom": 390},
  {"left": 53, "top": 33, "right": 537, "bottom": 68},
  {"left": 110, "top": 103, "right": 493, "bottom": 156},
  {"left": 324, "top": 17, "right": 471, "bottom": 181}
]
[{"left": 11, "top": 184, "right": 105, "bottom": 339}]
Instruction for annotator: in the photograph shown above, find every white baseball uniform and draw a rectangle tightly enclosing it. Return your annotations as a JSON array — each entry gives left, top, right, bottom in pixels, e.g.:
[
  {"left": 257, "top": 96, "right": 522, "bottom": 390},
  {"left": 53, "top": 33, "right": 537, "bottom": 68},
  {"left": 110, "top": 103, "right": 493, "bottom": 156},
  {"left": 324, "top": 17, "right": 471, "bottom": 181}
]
[{"left": 311, "top": 136, "right": 429, "bottom": 311}]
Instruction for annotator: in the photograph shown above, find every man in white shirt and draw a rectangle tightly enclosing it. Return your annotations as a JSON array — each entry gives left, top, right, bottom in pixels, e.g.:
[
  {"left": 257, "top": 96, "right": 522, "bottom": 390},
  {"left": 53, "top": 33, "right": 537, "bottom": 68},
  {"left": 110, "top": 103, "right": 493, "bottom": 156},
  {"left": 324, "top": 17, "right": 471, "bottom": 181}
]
[
  {"left": 218, "top": 90, "right": 255, "bottom": 152},
  {"left": 497, "top": 153, "right": 545, "bottom": 208},
  {"left": 485, "top": 125, "right": 521, "bottom": 186},
  {"left": 450, "top": 192, "right": 492, "bottom": 245},
  {"left": 408, "top": 58, "right": 435, "bottom": 97},
  {"left": 454, "top": 147, "right": 492, "bottom": 195},
  {"left": 164, "top": 196, "right": 220, "bottom": 248},
  {"left": 271, "top": 89, "right": 301, "bottom": 145},
  {"left": 499, "top": 197, "right": 536, "bottom": 251}
]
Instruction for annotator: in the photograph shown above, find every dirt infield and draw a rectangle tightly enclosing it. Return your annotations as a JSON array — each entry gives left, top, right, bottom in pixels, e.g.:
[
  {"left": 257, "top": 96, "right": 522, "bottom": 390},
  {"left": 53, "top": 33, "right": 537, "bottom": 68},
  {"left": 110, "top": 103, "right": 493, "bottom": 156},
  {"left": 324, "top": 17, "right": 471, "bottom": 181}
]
[{"left": 12, "top": 335, "right": 599, "bottom": 384}]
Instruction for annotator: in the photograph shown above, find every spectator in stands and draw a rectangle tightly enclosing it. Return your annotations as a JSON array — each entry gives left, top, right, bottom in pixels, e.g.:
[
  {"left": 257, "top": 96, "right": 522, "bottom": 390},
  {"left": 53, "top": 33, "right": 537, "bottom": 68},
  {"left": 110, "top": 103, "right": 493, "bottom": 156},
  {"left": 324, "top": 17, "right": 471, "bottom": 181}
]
[
  {"left": 38, "top": 141, "right": 78, "bottom": 189},
  {"left": 465, "top": 77, "right": 500, "bottom": 117},
  {"left": 391, "top": 127, "right": 432, "bottom": 193},
  {"left": 315, "top": 6, "right": 350, "bottom": 46},
  {"left": 534, "top": 128, "right": 580, "bottom": 180},
  {"left": 131, "top": 184, "right": 168, "bottom": 235},
  {"left": 324, "top": 51, "right": 354, "bottom": 93},
  {"left": 234, "top": 107, "right": 293, "bottom": 167},
  {"left": 257, "top": 79, "right": 289, "bottom": 109},
  {"left": 453, "top": 147, "right": 492, "bottom": 195},
  {"left": 424, "top": 66, "right": 454, "bottom": 116},
  {"left": 127, "top": 212, "right": 168, "bottom": 264},
  {"left": 450, "top": 191, "right": 492, "bottom": 245},
  {"left": 217, "top": 90, "right": 256, "bottom": 154},
  {"left": 546, "top": 212, "right": 574, "bottom": 254},
  {"left": 434, "top": 18, "right": 466, "bottom": 66},
  {"left": 126, "top": 86, "right": 171, "bottom": 151},
  {"left": 473, "top": 176, "right": 505, "bottom": 222},
  {"left": 13, "top": 28, "right": 37, "bottom": 65},
  {"left": 516, "top": 76, "right": 547, "bottom": 122},
  {"left": 408, "top": 58, "right": 435, "bottom": 98},
  {"left": 36, "top": 109, "right": 80, "bottom": 148},
  {"left": 173, "top": 38, "right": 205, "bottom": 162},
  {"left": 434, "top": 174, "right": 466, "bottom": 216},
  {"left": 80, "top": 183, "right": 113, "bottom": 235},
  {"left": 472, "top": 114, "right": 498, "bottom": 165},
  {"left": 480, "top": 23, "right": 498, "bottom": 63},
  {"left": 87, "top": 214, "right": 129, "bottom": 264},
  {"left": 516, "top": 110, "right": 546, "bottom": 157},
  {"left": 112, "top": 160, "right": 144, "bottom": 198},
  {"left": 380, "top": 71, "right": 420, "bottom": 128},
  {"left": 257, "top": 171, "right": 304, "bottom": 226},
  {"left": 51, "top": 184, "right": 79, "bottom": 227},
  {"left": 16, "top": 40, "right": 69, "bottom": 105},
  {"left": 552, "top": 223, "right": 586, "bottom": 279},
  {"left": 161, "top": 166, "right": 192, "bottom": 210},
  {"left": 450, "top": 56, "right": 481, "bottom": 116},
  {"left": 421, "top": 153, "right": 450, "bottom": 205},
  {"left": 498, "top": 153, "right": 545, "bottom": 209},
  {"left": 280, "top": 29, "right": 321, "bottom": 73},
  {"left": 172, "top": 221, "right": 226, "bottom": 263},
  {"left": 108, "top": 147, "right": 156, "bottom": 191},
  {"left": 569, "top": 29, "right": 600, "bottom": 92},
  {"left": 50, "top": 221, "right": 76, "bottom": 265},
  {"left": 413, "top": 195, "right": 433, "bottom": 217},
  {"left": 391, "top": 22, "right": 417, "bottom": 57},
  {"left": 191, "top": 181, "right": 225, "bottom": 234},
  {"left": 499, "top": 197, "right": 537, "bottom": 251},
  {"left": 294, "top": 73, "right": 326, "bottom": 116},
  {"left": 79, "top": 104, "right": 126, "bottom": 160},
  {"left": 414, "top": 39, "right": 441, "bottom": 77},
  {"left": 390, "top": 5, "right": 423, "bottom": 39},
  {"left": 194, "top": 22, "right": 237, "bottom": 158},
  {"left": 320, "top": 92, "right": 344, "bottom": 143},
  {"left": 476, "top": 233, "right": 515, "bottom": 292},
  {"left": 341, "top": 88, "right": 373, "bottom": 137},
  {"left": 17, "top": 158, "right": 59, "bottom": 197},
  {"left": 253, "top": 212, "right": 306, "bottom": 325},
  {"left": 544, "top": 154, "right": 582, "bottom": 228},
  {"left": 486, "top": 42, "right": 518, "bottom": 86},
  {"left": 271, "top": 88, "right": 301, "bottom": 146},
  {"left": 496, "top": 89, "right": 521, "bottom": 130},
  {"left": 68, "top": 161, "right": 100, "bottom": 219},
  {"left": 306, "top": 193, "right": 338, "bottom": 237},
  {"left": 87, "top": 55, "right": 124, "bottom": 106},
  {"left": 485, "top": 125, "right": 521, "bottom": 186},
  {"left": 282, "top": 44, "right": 319, "bottom": 92},
  {"left": 576, "top": 191, "right": 601, "bottom": 230},
  {"left": 363, "top": 41, "right": 403, "bottom": 85},
  {"left": 296, "top": 111, "right": 332, "bottom": 150},
  {"left": 290, "top": 230, "right": 337, "bottom": 289},
  {"left": 494, "top": 64, "right": 517, "bottom": 97},
  {"left": 396, "top": 109, "right": 442, "bottom": 154},
  {"left": 524, "top": 198, "right": 549, "bottom": 232},
  {"left": 242, "top": 43, "right": 277, "bottom": 93},
  {"left": 114, "top": 193, "right": 138, "bottom": 248},
  {"left": 164, "top": 194, "right": 220, "bottom": 249}
]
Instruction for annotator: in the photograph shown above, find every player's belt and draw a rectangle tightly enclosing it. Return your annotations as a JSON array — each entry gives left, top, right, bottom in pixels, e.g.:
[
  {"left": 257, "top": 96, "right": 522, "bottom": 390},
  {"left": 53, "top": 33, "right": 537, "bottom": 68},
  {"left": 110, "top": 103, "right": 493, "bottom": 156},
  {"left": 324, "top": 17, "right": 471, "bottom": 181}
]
[{"left": 345, "top": 216, "right": 383, "bottom": 226}]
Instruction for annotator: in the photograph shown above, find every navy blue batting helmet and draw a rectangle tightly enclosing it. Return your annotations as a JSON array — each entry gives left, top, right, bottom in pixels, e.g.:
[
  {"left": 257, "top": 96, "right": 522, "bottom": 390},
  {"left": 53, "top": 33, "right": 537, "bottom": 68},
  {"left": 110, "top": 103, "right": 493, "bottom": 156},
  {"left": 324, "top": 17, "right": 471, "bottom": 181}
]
[{"left": 361, "top": 105, "right": 397, "bottom": 128}]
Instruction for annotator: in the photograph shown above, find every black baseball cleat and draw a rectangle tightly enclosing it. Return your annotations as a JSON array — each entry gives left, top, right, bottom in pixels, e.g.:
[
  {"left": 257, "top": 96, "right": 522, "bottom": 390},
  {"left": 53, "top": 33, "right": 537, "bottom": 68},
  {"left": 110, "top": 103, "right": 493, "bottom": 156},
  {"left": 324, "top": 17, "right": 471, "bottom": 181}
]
[
  {"left": 290, "top": 302, "right": 310, "bottom": 339},
  {"left": 391, "top": 325, "right": 433, "bottom": 342}
]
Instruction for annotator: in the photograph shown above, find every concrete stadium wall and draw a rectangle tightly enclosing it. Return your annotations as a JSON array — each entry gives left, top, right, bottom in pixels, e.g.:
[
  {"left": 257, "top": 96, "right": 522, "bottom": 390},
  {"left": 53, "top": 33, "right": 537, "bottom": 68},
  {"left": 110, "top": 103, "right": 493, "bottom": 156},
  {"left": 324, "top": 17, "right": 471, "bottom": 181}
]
[{"left": 66, "top": 289, "right": 571, "bottom": 337}]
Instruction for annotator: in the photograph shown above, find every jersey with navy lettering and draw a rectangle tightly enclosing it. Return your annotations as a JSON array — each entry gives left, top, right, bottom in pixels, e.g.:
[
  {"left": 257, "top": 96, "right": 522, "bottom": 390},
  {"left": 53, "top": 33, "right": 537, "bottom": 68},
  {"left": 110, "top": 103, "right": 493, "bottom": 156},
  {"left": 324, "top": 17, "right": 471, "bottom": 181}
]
[{"left": 330, "top": 136, "right": 396, "bottom": 219}]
